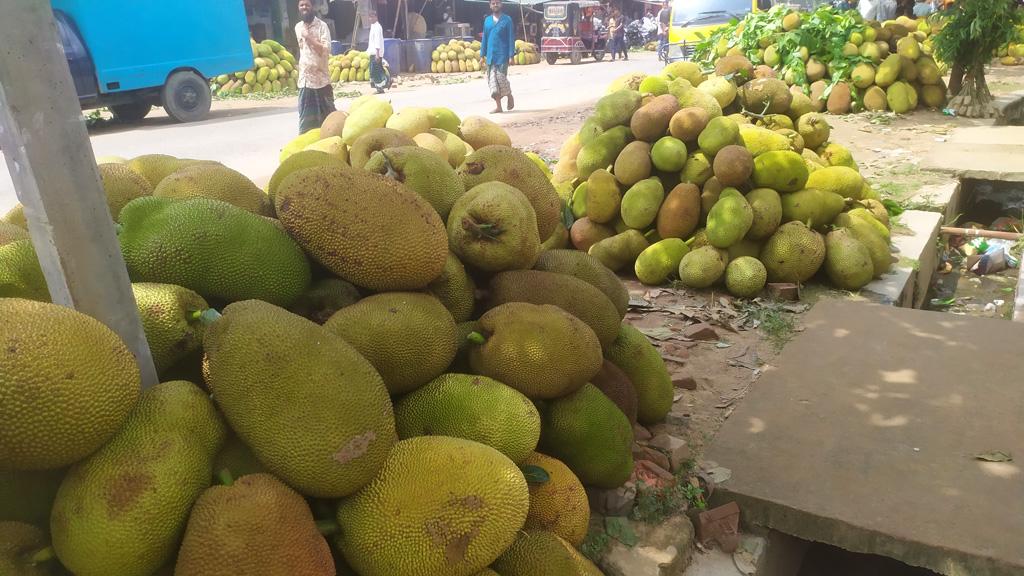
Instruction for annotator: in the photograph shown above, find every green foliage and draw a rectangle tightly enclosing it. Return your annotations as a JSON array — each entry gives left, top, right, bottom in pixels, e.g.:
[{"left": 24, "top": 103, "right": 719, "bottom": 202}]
[
  {"left": 580, "top": 527, "right": 611, "bottom": 562},
  {"left": 933, "top": 0, "right": 1024, "bottom": 68},
  {"left": 631, "top": 476, "right": 707, "bottom": 523}
]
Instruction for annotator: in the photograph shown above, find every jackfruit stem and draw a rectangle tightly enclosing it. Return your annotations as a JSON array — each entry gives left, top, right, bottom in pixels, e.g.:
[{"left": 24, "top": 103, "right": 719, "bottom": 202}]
[
  {"left": 381, "top": 153, "right": 403, "bottom": 182},
  {"left": 316, "top": 520, "right": 340, "bottom": 536},
  {"left": 466, "top": 331, "right": 486, "bottom": 345},
  {"left": 461, "top": 217, "right": 503, "bottom": 240},
  {"left": 217, "top": 468, "right": 234, "bottom": 486},
  {"left": 29, "top": 546, "right": 55, "bottom": 565}
]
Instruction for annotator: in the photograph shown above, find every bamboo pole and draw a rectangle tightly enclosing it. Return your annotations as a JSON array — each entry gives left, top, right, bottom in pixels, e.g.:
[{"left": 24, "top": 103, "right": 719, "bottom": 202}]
[{"left": 939, "top": 227, "right": 1023, "bottom": 241}]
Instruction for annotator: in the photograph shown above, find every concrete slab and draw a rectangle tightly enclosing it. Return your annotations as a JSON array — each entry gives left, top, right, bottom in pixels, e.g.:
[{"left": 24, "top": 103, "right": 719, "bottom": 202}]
[
  {"left": 861, "top": 210, "right": 943, "bottom": 309},
  {"left": 993, "top": 90, "right": 1024, "bottom": 126},
  {"left": 705, "top": 300, "right": 1024, "bottom": 576},
  {"left": 921, "top": 126, "right": 1024, "bottom": 182},
  {"left": 907, "top": 181, "right": 961, "bottom": 225}
]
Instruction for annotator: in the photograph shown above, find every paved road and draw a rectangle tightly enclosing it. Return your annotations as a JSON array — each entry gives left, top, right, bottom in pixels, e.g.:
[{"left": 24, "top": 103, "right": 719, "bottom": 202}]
[{"left": 0, "top": 53, "right": 659, "bottom": 214}]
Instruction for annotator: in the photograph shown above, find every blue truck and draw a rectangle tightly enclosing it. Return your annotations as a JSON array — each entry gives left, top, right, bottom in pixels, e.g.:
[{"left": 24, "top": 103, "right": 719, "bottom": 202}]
[{"left": 51, "top": 0, "right": 254, "bottom": 123}]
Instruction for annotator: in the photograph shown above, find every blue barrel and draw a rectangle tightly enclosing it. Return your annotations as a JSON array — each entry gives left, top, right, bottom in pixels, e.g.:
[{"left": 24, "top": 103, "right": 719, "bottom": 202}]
[
  {"left": 405, "top": 38, "right": 437, "bottom": 73},
  {"left": 382, "top": 38, "right": 404, "bottom": 75},
  {"left": 331, "top": 40, "right": 350, "bottom": 55}
]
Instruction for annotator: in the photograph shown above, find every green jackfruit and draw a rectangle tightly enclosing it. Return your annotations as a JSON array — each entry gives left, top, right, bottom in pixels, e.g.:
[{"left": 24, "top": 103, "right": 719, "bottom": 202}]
[
  {"left": 677, "top": 84, "right": 724, "bottom": 119},
  {"left": 521, "top": 453, "right": 590, "bottom": 546},
  {"left": 365, "top": 146, "right": 466, "bottom": 220},
  {"left": 460, "top": 115, "right": 512, "bottom": 149},
  {"left": 698, "top": 116, "right": 740, "bottom": 157},
  {"left": 336, "top": 437, "right": 529, "bottom": 576},
  {"left": 447, "top": 182, "right": 541, "bottom": 272},
  {"left": 595, "top": 90, "right": 644, "bottom": 128},
  {"left": 745, "top": 187, "right": 782, "bottom": 240},
  {"left": 588, "top": 229, "right": 650, "bottom": 273},
  {"left": 342, "top": 95, "right": 394, "bottom": 145},
  {"left": 51, "top": 381, "right": 225, "bottom": 576},
  {"left": 875, "top": 54, "right": 902, "bottom": 87},
  {"left": 752, "top": 150, "right": 809, "bottom": 192},
  {"left": 806, "top": 166, "right": 864, "bottom": 200},
  {"left": 533, "top": 249, "right": 629, "bottom": 317},
  {"left": 119, "top": 197, "right": 310, "bottom": 306},
  {"left": 394, "top": 373, "right": 541, "bottom": 463},
  {"left": 0, "top": 222, "right": 29, "bottom": 247},
  {"left": 886, "top": 81, "right": 917, "bottom": 114},
  {"left": 385, "top": 106, "right": 432, "bottom": 137},
  {"left": 267, "top": 150, "right": 348, "bottom": 203},
  {"left": 204, "top": 300, "right": 396, "bottom": 498},
  {"left": 630, "top": 94, "right": 681, "bottom": 141},
  {"left": 604, "top": 323, "right": 673, "bottom": 426},
  {"left": 796, "top": 112, "right": 831, "bottom": 151},
  {"left": 154, "top": 163, "right": 272, "bottom": 216},
  {"left": 349, "top": 127, "right": 417, "bottom": 169},
  {"left": 650, "top": 136, "right": 688, "bottom": 172},
  {"left": 614, "top": 141, "right": 653, "bottom": 186},
  {"left": 834, "top": 212, "right": 891, "bottom": 277},
  {"left": 429, "top": 106, "right": 462, "bottom": 133},
  {"left": 678, "top": 245, "right": 727, "bottom": 288},
  {"left": 824, "top": 228, "right": 874, "bottom": 290},
  {"left": 621, "top": 177, "right": 666, "bottom": 230},
  {"left": 288, "top": 277, "right": 362, "bottom": 324},
  {"left": 707, "top": 188, "right": 754, "bottom": 248},
  {"left": 760, "top": 221, "right": 826, "bottom": 283},
  {"left": 577, "top": 125, "right": 633, "bottom": 180},
  {"left": 324, "top": 292, "right": 456, "bottom": 395},
  {"left": 818, "top": 142, "right": 858, "bottom": 170},
  {"left": 738, "top": 125, "right": 792, "bottom": 157},
  {"left": 586, "top": 169, "right": 623, "bottom": 224},
  {"left": 780, "top": 188, "right": 845, "bottom": 230},
  {"left": 126, "top": 154, "right": 187, "bottom": 188},
  {"left": 635, "top": 238, "right": 689, "bottom": 285},
  {"left": 492, "top": 530, "right": 603, "bottom": 576},
  {"left": 681, "top": 151, "right": 714, "bottom": 186},
  {"left": 738, "top": 78, "right": 793, "bottom": 114},
  {"left": 132, "top": 283, "right": 212, "bottom": 374},
  {"left": 97, "top": 163, "right": 153, "bottom": 220},
  {"left": 0, "top": 240, "right": 47, "bottom": 301},
  {"left": 724, "top": 256, "right": 767, "bottom": 298},
  {"left": 427, "top": 253, "right": 476, "bottom": 322}
]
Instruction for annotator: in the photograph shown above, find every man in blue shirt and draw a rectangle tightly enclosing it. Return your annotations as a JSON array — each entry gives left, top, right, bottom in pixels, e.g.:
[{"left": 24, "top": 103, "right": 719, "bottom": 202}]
[{"left": 482, "top": 0, "right": 515, "bottom": 113}]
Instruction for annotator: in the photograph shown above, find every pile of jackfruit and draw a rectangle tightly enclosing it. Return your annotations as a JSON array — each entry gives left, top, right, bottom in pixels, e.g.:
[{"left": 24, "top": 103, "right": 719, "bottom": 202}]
[
  {"left": 330, "top": 50, "right": 372, "bottom": 83},
  {"left": 432, "top": 39, "right": 483, "bottom": 73},
  {"left": 996, "top": 25, "right": 1024, "bottom": 65},
  {"left": 211, "top": 38, "right": 300, "bottom": 96},
  {"left": 512, "top": 40, "right": 541, "bottom": 66},
  {"left": 0, "top": 99, "right": 676, "bottom": 575},
  {"left": 550, "top": 59, "right": 894, "bottom": 296},
  {"left": 696, "top": 5, "right": 948, "bottom": 114}
]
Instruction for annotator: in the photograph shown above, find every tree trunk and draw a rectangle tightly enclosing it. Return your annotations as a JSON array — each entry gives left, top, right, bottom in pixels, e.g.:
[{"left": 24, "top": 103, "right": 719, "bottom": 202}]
[
  {"left": 948, "top": 61, "right": 965, "bottom": 97},
  {"left": 946, "top": 62, "right": 994, "bottom": 118}
]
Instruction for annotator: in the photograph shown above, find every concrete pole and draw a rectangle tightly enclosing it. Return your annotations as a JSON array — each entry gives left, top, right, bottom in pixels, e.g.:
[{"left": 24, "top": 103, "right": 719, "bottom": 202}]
[{"left": 0, "top": 1, "right": 159, "bottom": 387}]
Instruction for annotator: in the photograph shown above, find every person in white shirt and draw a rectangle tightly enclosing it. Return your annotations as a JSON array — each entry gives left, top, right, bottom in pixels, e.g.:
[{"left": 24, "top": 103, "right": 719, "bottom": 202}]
[
  {"left": 295, "top": 0, "right": 335, "bottom": 134},
  {"left": 366, "top": 10, "right": 387, "bottom": 93}
]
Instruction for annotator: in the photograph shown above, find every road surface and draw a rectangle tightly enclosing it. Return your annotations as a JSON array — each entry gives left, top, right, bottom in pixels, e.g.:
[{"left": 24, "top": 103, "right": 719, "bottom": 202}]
[{"left": 0, "top": 53, "right": 659, "bottom": 214}]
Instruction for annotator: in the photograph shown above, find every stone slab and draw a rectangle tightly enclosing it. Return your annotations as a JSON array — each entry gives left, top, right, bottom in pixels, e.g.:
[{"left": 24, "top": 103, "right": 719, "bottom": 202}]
[
  {"left": 921, "top": 126, "right": 1024, "bottom": 182},
  {"left": 705, "top": 300, "right": 1024, "bottom": 576},
  {"left": 861, "top": 210, "right": 943, "bottom": 309}
]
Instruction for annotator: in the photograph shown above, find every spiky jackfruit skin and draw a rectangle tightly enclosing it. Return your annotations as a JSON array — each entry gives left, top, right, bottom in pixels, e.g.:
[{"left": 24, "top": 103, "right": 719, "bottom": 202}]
[
  {"left": 427, "top": 253, "right": 476, "bottom": 323},
  {"left": 289, "top": 277, "right": 361, "bottom": 324},
  {"left": 119, "top": 197, "right": 311, "bottom": 306},
  {"left": 131, "top": 283, "right": 210, "bottom": 374},
  {"left": 394, "top": 373, "right": 541, "bottom": 463},
  {"left": 520, "top": 453, "right": 590, "bottom": 546},
  {"left": 533, "top": 249, "right": 629, "bottom": 317},
  {"left": 457, "top": 145, "right": 562, "bottom": 240},
  {"left": 0, "top": 299, "right": 140, "bottom": 471},
  {"left": 267, "top": 150, "right": 349, "bottom": 203},
  {"left": 275, "top": 166, "right": 448, "bottom": 291},
  {"left": 447, "top": 182, "right": 541, "bottom": 273},
  {"left": 759, "top": 221, "right": 826, "bottom": 283},
  {"left": 0, "top": 222, "right": 29, "bottom": 246},
  {"left": 50, "top": 381, "right": 225, "bottom": 576},
  {"left": 603, "top": 324, "right": 673, "bottom": 426},
  {"left": 204, "top": 300, "right": 396, "bottom": 498},
  {"left": 0, "top": 468, "right": 64, "bottom": 527},
  {"left": 487, "top": 270, "right": 621, "bottom": 349},
  {"left": 2, "top": 204, "right": 27, "bottom": 229},
  {"left": 537, "top": 384, "right": 634, "bottom": 488},
  {"left": 154, "top": 164, "right": 272, "bottom": 216},
  {"left": 0, "top": 522, "right": 51, "bottom": 576},
  {"left": 468, "top": 303, "right": 602, "bottom": 400},
  {"left": 126, "top": 154, "right": 184, "bottom": 188},
  {"left": 0, "top": 240, "right": 48, "bottom": 301},
  {"left": 175, "top": 474, "right": 334, "bottom": 576},
  {"left": 591, "top": 359, "right": 639, "bottom": 426},
  {"left": 335, "top": 437, "right": 529, "bottom": 576},
  {"left": 365, "top": 146, "right": 466, "bottom": 220},
  {"left": 98, "top": 163, "right": 153, "bottom": 220},
  {"left": 325, "top": 292, "right": 457, "bottom": 395},
  {"left": 492, "top": 530, "right": 603, "bottom": 576}
]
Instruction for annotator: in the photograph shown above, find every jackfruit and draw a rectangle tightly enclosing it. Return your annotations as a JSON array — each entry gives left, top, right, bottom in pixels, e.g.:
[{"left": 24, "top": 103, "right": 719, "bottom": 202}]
[
  {"left": 412, "top": 132, "right": 451, "bottom": 163},
  {"left": 533, "top": 249, "right": 629, "bottom": 317},
  {"left": 95, "top": 162, "right": 154, "bottom": 221},
  {"left": 288, "top": 277, "right": 361, "bottom": 324},
  {"left": 614, "top": 141, "right": 653, "bottom": 186},
  {"left": 0, "top": 299, "right": 139, "bottom": 471},
  {"left": 886, "top": 81, "right": 917, "bottom": 114},
  {"left": 657, "top": 183, "right": 701, "bottom": 240},
  {"left": 681, "top": 151, "right": 714, "bottom": 186},
  {"left": 153, "top": 163, "right": 271, "bottom": 216},
  {"left": 126, "top": 153, "right": 186, "bottom": 188},
  {"left": 738, "top": 78, "right": 793, "bottom": 114},
  {"left": 745, "top": 187, "right": 782, "bottom": 240},
  {"left": 577, "top": 125, "right": 633, "bottom": 180},
  {"left": 724, "top": 256, "right": 767, "bottom": 298},
  {"left": 175, "top": 474, "right": 334, "bottom": 576},
  {"left": 806, "top": 165, "right": 864, "bottom": 200},
  {"left": 570, "top": 218, "right": 615, "bottom": 252},
  {"left": 132, "top": 283, "right": 213, "bottom": 374},
  {"left": 648, "top": 137, "right": 687, "bottom": 173},
  {"left": 385, "top": 106, "right": 432, "bottom": 136},
  {"left": 824, "top": 228, "right": 875, "bottom": 290},
  {"left": 834, "top": 212, "right": 891, "bottom": 277},
  {"left": 712, "top": 144, "right": 754, "bottom": 187},
  {"left": 0, "top": 468, "right": 64, "bottom": 526},
  {"left": 319, "top": 110, "right": 348, "bottom": 139},
  {"left": 664, "top": 61, "right": 705, "bottom": 87},
  {"left": 0, "top": 222, "right": 28, "bottom": 247},
  {"left": 212, "top": 433, "right": 267, "bottom": 481},
  {"left": 594, "top": 89, "right": 644, "bottom": 128},
  {"left": 276, "top": 166, "right": 447, "bottom": 291},
  {"left": 204, "top": 300, "right": 396, "bottom": 498},
  {"left": 669, "top": 107, "right": 711, "bottom": 142},
  {"left": 460, "top": 115, "right": 513, "bottom": 149},
  {"left": 427, "top": 253, "right": 476, "bottom": 323},
  {"left": 826, "top": 81, "right": 853, "bottom": 114},
  {"left": 395, "top": 373, "right": 540, "bottom": 463},
  {"left": 304, "top": 135, "right": 349, "bottom": 164},
  {"left": 429, "top": 107, "right": 461, "bottom": 134},
  {"left": 119, "top": 197, "right": 310, "bottom": 306},
  {"left": 0, "top": 521, "right": 51, "bottom": 576},
  {"left": 342, "top": 95, "right": 394, "bottom": 145},
  {"left": 714, "top": 54, "right": 754, "bottom": 80},
  {"left": 676, "top": 88, "right": 724, "bottom": 120},
  {"left": 621, "top": 177, "right": 666, "bottom": 229},
  {"left": 604, "top": 323, "right": 673, "bottom": 425},
  {"left": 520, "top": 453, "right": 590, "bottom": 546},
  {"left": 875, "top": 54, "right": 902, "bottom": 87},
  {"left": 458, "top": 145, "right": 562, "bottom": 240},
  {"left": 818, "top": 142, "right": 858, "bottom": 170},
  {"left": 698, "top": 75, "right": 738, "bottom": 108},
  {"left": 630, "top": 94, "right": 681, "bottom": 142},
  {"left": 586, "top": 169, "right": 622, "bottom": 224},
  {"left": 760, "top": 221, "right": 826, "bottom": 283},
  {"left": 349, "top": 127, "right": 417, "bottom": 169},
  {"left": 365, "top": 146, "right": 465, "bottom": 220},
  {"left": 325, "top": 292, "right": 456, "bottom": 395},
  {"left": 267, "top": 150, "right": 348, "bottom": 203},
  {"left": 431, "top": 128, "right": 470, "bottom": 167},
  {"left": 752, "top": 150, "right": 809, "bottom": 192},
  {"left": 781, "top": 188, "right": 845, "bottom": 230},
  {"left": 587, "top": 229, "right": 650, "bottom": 273},
  {"left": 0, "top": 240, "right": 47, "bottom": 301},
  {"left": 787, "top": 90, "right": 815, "bottom": 120},
  {"left": 863, "top": 85, "right": 889, "bottom": 111},
  {"left": 851, "top": 63, "right": 876, "bottom": 89},
  {"left": 678, "top": 245, "right": 727, "bottom": 289},
  {"left": 698, "top": 116, "right": 740, "bottom": 157},
  {"left": 335, "top": 437, "right": 529, "bottom": 576},
  {"left": 738, "top": 125, "right": 792, "bottom": 157},
  {"left": 707, "top": 188, "right": 754, "bottom": 248},
  {"left": 51, "top": 380, "right": 225, "bottom": 576},
  {"left": 591, "top": 359, "right": 639, "bottom": 426},
  {"left": 492, "top": 530, "right": 603, "bottom": 576},
  {"left": 447, "top": 182, "right": 541, "bottom": 272},
  {"left": 635, "top": 238, "right": 689, "bottom": 285}
]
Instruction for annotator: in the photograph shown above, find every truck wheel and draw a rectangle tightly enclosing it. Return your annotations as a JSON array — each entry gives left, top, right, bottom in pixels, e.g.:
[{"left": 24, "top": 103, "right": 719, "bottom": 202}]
[
  {"left": 109, "top": 101, "right": 152, "bottom": 123},
  {"left": 545, "top": 53, "right": 559, "bottom": 65},
  {"left": 162, "top": 71, "right": 212, "bottom": 123},
  {"left": 569, "top": 51, "right": 582, "bottom": 65}
]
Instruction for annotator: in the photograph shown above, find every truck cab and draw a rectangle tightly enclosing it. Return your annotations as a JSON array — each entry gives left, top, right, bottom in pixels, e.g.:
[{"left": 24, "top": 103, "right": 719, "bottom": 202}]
[{"left": 51, "top": 0, "right": 253, "bottom": 123}]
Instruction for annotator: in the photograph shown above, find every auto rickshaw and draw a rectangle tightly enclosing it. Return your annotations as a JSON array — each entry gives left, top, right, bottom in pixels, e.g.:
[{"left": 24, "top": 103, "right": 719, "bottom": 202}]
[{"left": 541, "top": 0, "right": 607, "bottom": 65}]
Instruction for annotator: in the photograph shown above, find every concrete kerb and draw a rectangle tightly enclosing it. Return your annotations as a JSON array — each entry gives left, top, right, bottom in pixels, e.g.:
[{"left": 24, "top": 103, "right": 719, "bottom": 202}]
[{"left": 859, "top": 210, "right": 943, "bottom": 309}]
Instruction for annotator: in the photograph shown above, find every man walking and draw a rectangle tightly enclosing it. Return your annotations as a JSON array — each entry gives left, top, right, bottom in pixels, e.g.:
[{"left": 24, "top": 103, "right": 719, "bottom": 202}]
[
  {"left": 367, "top": 10, "right": 387, "bottom": 94},
  {"left": 482, "top": 0, "right": 515, "bottom": 113},
  {"left": 613, "top": 8, "right": 628, "bottom": 61},
  {"left": 657, "top": 0, "right": 670, "bottom": 56},
  {"left": 295, "top": 0, "right": 335, "bottom": 134}
]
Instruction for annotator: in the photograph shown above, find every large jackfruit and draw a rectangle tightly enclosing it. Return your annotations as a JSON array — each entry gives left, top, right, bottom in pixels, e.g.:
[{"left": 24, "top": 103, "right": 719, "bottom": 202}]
[
  {"left": 0, "top": 240, "right": 48, "bottom": 301},
  {"left": 0, "top": 299, "right": 139, "bottom": 471},
  {"left": 0, "top": 521, "right": 51, "bottom": 576},
  {"left": 335, "top": 437, "right": 529, "bottom": 576},
  {"left": 426, "top": 253, "right": 476, "bottom": 323},
  {"left": 204, "top": 300, "right": 396, "bottom": 498},
  {"left": 288, "top": 277, "right": 362, "bottom": 324},
  {"left": 468, "top": 303, "right": 603, "bottom": 400},
  {"left": 267, "top": 150, "right": 348, "bottom": 203},
  {"left": 447, "top": 182, "right": 541, "bottom": 273},
  {"left": 275, "top": 166, "right": 447, "bottom": 292},
  {"left": 0, "top": 222, "right": 29, "bottom": 247},
  {"left": 324, "top": 292, "right": 457, "bottom": 395},
  {"left": 51, "top": 381, "right": 225, "bottom": 576},
  {"left": 175, "top": 474, "right": 334, "bottom": 576},
  {"left": 760, "top": 221, "right": 826, "bottom": 283},
  {"left": 349, "top": 127, "right": 417, "bottom": 169},
  {"left": 97, "top": 163, "right": 153, "bottom": 220},
  {"left": 533, "top": 249, "right": 629, "bottom": 317},
  {"left": 604, "top": 323, "right": 673, "bottom": 425},
  {"left": 365, "top": 146, "right": 466, "bottom": 220},
  {"left": 492, "top": 530, "right": 603, "bottom": 576},
  {"left": 119, "top": 197, "right": 311, "bottom": 306},
  {"left": 457, "top": 145, "right": 562, "bottom": 241},
  {"left": 153, "top": 163, "right": 272, "bottom": 216},
  {"left": 520, "top": 452, "right": 590, "bottom": 546},
  {"left": 487, "top": 270, "right": 622, "bottom": 349},
  {"left": 131, "top": 283, "right": 213, "bottom": 374},
  {"left": 537, "top": 383, "right": 634, "bottom": 488},
  {"left": 126, "top": 154, "right": 187, "bottom": 188},
  {"left": 394, "top": 373, "right": 541, "bottom": 464}
]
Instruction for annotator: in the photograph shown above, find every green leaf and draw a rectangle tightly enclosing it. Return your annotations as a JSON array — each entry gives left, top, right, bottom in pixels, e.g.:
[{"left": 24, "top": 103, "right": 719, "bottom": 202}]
[
  {"left": 975, "top": 450, "right": 1013, "bottom": 463},
  {"left": 520, "top": 464, "right": 551, "bottom": 484},
  {"left": 604, "top": 516, "right": 639, "bottom": 546}
]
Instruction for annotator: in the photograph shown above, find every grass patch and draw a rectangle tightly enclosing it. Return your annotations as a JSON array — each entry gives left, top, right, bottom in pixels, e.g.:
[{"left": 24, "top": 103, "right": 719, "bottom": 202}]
[
  {"left": 631, "top": 461, "right": 707, "bottom": 524},
  {"left": 738, "top": 299, "right": 797, "bottom": 350},
  {"left": 213, "top": 88, "right": 299, "bottom": 101},
  {"left": 580, "top": 527, "right": 611, "bottom": 562}
]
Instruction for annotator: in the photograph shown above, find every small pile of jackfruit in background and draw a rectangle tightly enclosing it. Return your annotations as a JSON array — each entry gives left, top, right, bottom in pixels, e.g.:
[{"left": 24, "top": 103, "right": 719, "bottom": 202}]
[
  {"left": 210, "top": 38, "right": 300, "bottom": 96},
  {"left": 550, "top": 58, "right": 894, "bottom": 297},
  {"left": 1, "top": 97, "right": 682, "bottom": 575},
  {"left": 695, "top": 5, "right": 948, "bottom": 114},
  {"left": 996, "top": 25, "right": 1024, "bottom": 66},
  {"left": 330, "top": 50, "right": 373, "bottom": 83},
  {"left": 432, "top": 39, "right": 484, "bottom": 73},
  {"left": 511, "top": 40, "right": 541, "bottom": 66}
]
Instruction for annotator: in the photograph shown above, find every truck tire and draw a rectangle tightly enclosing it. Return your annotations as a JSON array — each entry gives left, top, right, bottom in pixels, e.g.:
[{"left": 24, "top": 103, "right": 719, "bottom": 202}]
[
  {"left": 162, "top": 71, "right": 212, "bottom": 123},
  {"left": 109, "top": 101, "right": 153, "bottom": 123}
]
